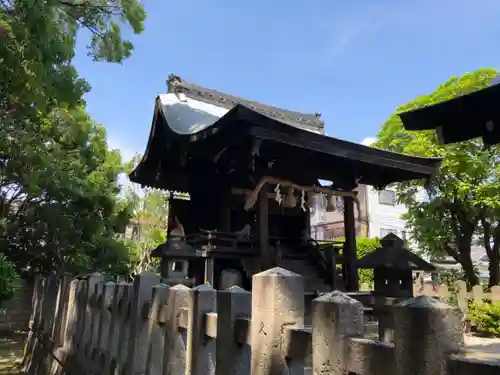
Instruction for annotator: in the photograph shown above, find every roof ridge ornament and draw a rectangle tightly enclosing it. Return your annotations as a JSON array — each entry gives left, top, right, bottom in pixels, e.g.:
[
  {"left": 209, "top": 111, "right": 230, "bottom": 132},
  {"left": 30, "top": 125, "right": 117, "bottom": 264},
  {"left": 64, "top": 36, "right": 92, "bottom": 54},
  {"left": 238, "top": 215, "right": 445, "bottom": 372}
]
[{"left": 167, "top": 73, "right": 183, "bottom": 92}]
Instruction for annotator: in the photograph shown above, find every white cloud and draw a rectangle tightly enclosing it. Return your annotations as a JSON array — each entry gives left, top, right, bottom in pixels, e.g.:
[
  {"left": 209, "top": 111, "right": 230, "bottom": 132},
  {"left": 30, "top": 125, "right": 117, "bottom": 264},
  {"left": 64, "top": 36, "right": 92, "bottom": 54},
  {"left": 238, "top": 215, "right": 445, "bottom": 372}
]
[
  {"left": 322, "top": 4, "right": 390, "bottom": 61},
  {"left": 329, "top": 24, "right": 366, "bottom": 59},
  {"left": 361, "top": 137, "right": 376, "bottom": 146},
  {"left": 324, "top": 1, "right": 500, "bottom": 62}
]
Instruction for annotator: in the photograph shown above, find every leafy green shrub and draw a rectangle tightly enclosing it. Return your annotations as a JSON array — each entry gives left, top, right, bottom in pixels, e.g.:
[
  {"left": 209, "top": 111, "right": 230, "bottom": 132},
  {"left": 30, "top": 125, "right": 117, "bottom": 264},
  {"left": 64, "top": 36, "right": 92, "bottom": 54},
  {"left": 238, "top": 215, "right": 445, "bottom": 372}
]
[
  {"left": 468, "top": 300, "right": 500, "bottom": 337},
  {"left": 356, "top": 237, "right": 381, "bottom": 287},
  {"left": 335, "top": 237, "right": 381, "bottom": 287},
  {"left": 0, "top": 253, "right": 20, "bottom": 304}
]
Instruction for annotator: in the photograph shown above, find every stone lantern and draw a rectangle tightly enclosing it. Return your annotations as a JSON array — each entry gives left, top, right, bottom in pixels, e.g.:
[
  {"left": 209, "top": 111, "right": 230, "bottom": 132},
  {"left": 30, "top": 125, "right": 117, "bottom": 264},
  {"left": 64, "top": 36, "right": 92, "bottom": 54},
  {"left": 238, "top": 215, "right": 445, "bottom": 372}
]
[
  {"left": 356, "top": 233, "right": 436, "bottom": 341},
  {"left": 150, "top": 239, "right": 200, "bottom": 286},
  {"left": 357, "top": 233, "right": 435, "bottom": 298}
]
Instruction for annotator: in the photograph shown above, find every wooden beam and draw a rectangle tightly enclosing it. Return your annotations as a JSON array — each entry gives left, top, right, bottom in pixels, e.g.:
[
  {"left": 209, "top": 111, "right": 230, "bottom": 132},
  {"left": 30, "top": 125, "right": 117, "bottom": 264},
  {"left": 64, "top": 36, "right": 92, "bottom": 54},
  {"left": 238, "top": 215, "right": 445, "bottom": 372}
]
[
  {"left": 248, "top": 126, "right": 436, "bottom": 176},
  {"left": 343, "top": 195, "right": 359, "bottom": 291}
]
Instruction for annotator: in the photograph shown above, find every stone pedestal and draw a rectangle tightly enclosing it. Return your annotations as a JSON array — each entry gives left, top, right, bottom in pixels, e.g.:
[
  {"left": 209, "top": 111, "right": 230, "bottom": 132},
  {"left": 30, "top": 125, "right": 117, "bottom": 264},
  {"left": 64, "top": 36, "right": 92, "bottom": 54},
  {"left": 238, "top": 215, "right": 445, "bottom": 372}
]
[
  {"left": 393, "top": 296, "right": 464, "bottom": 375},
  {"left": 250, "top": 267, "right": 305, "bottom": 375},
  {"left": 312, "top": 291, "right": 364, "bottom": 375}
]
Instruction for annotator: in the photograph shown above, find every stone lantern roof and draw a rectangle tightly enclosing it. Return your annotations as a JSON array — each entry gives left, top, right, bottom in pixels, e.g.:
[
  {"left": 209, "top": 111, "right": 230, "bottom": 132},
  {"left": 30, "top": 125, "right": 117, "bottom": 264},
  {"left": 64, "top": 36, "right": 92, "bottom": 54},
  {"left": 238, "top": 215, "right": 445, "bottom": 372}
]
[{"left": 357, "top": 233, "right": 435, "bottom": 271}]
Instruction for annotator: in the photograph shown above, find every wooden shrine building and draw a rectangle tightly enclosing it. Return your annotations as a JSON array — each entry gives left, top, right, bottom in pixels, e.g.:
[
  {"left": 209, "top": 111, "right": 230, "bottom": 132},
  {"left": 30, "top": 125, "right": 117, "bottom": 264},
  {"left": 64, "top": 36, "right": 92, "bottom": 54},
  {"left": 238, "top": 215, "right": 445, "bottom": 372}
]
[{"left": 131, "top": 74, "right": 441, "bottom": 292}]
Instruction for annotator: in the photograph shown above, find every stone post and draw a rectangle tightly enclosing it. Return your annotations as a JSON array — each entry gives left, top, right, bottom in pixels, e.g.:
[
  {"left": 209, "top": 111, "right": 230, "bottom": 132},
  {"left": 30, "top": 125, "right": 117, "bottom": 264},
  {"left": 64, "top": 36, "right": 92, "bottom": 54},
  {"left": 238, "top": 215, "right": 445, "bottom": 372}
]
[
  {"left": 22, "top": 276, "right": 43, "bottom": 374},
  {"left": 116, "top": 283, "right": 133, "bottom": 372},
  {"left": 312, "top": 291, "right": 364, "bottom": 375},
  {"left": 215, "top": 286, "right": 251, "bottom": 375},
  {"left": 73, "top": 280, "right": 86, "bottom": 350},
  {"left": 87, "top": 281, "right": 104, "bottom": 358},
  {"left": 250, "top": 267, "right": 305, "bottom": 375},
  {"left": 27, "top": 277, "right": 46, "bottom": 375},
  {"left": 162, "top": 284, "right": 191, "bottom": 375},
  {"left": 51, "top": 275, "right": 71, "bottom": 347},
  {"left": 79, "top": 273, "right": 104, "bottom": 354},
  {"left": 40, "top": 276, "right": 58, "bottom": 375},
  {"left": 96, "top": 281, "right": 115, "bottom": 369},
  {"left": 105, "top": 282, "right": 127, "bottom": 375},
  {"left": 62, "top": 280, "right": 78, "bottom": 349},
  {"left": 42, "top": 276, "right": 58, "bottom": 333},
  {"left": 124, "top": 272, "right": 161, "bottom": 375},
  {"left": 29, "top": 275, "right": 43, "bottom": 331},
  {"left": 145, "top": 284, "right": 169, "bottom": 375},
  {"left": 393, "top": 296, "right": 464, "bottom": 375},
  {"left": 186, "top": 284, "right": 217, "bottom": 375}
]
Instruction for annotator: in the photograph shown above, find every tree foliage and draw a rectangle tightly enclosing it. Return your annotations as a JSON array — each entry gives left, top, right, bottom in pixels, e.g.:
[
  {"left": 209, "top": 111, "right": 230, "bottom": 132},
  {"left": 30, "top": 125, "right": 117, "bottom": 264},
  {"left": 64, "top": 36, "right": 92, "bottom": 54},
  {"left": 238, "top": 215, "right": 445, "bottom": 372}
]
[
  {"left": 0, "top": 0, "right": 147, "bottom": 276},
  {"left": 0, "top": 0, "right": 146, "bottom": 117},
  {"left": 120, "top": 156, "right": 169, "bottom": 277},
  {"left": 375, "top": 68, "right": 500, "bottom": 287},
  {"left": 336, "top": 236, "right": 381, "bottom": 286},
  {"left": 0, "top": 106, "right": 134, "bottom": 275},
  {"left": 0, "top": 253, "right": 20, "bottom": 303}
]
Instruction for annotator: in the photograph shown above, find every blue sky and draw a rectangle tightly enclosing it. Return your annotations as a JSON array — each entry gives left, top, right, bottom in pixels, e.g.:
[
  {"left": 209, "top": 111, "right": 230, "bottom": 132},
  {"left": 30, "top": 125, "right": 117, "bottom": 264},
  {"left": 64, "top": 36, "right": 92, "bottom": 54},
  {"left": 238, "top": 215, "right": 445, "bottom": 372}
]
[{"left": 74, "top": 0, "right": 500, "bottom": 161}]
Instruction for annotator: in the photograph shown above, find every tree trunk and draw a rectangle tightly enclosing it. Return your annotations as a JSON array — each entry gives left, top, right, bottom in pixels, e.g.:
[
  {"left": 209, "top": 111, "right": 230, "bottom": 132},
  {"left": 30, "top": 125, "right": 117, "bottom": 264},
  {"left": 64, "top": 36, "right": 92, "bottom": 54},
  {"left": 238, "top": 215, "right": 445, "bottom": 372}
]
[
  {"left": 481, "top": 219, "right": 500, "bottom": 288},
  {"left": 489, "top": 257, "right": 500, "bottom": 288},
  {"left": 458, "top": 247, "right": 479, "bottom": 287},
  {"left": 488, "top": 241, "right": 500, "bottom": 287}
]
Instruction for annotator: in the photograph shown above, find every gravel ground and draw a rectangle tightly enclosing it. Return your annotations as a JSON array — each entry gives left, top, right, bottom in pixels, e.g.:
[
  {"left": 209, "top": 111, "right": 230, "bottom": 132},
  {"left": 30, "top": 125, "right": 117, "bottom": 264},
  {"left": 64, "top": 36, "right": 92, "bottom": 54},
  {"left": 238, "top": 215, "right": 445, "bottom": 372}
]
[
  {"left": 464, "top": 334, "right": 500, "bottom": 362},
  {"left": 0, "top": 331, "right": 25, "bottom": 375},
  {"left": 364, "top": 321, "right": 500, "bottom": 363}
]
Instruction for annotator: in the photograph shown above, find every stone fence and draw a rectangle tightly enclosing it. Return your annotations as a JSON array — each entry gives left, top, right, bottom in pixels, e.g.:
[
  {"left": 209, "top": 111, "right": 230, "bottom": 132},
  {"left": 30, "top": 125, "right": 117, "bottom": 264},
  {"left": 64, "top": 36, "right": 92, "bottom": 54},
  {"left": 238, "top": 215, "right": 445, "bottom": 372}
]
[{"left": 22, "top": 267, "right": 500, "bottom": 375}]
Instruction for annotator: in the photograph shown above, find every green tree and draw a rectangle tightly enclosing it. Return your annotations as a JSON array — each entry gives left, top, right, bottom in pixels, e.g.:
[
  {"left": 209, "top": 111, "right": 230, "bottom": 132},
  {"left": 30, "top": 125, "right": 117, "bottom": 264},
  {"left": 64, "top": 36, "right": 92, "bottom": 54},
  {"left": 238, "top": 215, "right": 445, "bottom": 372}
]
[
  {"left": 0, "top": 106, "right": 133, "bottom": 276},
  {"left": 0, "top": 0, "right": 146, "bottom": 276},
  {"left": 375, "top": 68, "right": 500, "bottom": 287},
  {"left": 120, "top": 155, "right": 170, "bottom": 276},
  {"left": 336, "top": 236, "right": 381, "bottom": 286},
  {"left": 121, "top": 186, "right": 169, "bottom": 277},
  {"left": 0, "top": 0, "right": 146, "bottom": 120},
  {"left": 0, "top": 253, "right": 20, "bottom": 304}
]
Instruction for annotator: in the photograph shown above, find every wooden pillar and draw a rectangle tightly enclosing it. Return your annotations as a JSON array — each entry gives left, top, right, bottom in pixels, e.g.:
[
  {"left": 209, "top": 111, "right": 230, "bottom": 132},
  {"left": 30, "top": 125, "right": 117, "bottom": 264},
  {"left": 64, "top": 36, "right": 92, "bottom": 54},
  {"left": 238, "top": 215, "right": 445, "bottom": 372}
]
[
  {"left": 204, "top": 257, "right": 214, "bottom": 286},
  {"left": 304, "top": 205, "right": 311, "bottom": 239},
  {"left": 258, "top": 183, "right": 272, "bottom": 270},
  {"left": 324, "top": 246, "right": 337, "bottom": 290},
  {"left": 343, "top": 195, "right": 358, "bottom": 291},
  {"left": 221, "top": 205, "right": 231, "bottom": 232},
  {"left": 220, "top": 184, "right": 231, "bottom": 232}
]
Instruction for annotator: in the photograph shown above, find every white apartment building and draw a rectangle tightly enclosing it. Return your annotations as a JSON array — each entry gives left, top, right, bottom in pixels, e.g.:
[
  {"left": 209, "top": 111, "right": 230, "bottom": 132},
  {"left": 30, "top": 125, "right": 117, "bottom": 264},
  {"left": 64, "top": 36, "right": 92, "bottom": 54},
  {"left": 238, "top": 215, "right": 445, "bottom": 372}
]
[
  {"left": 310, "top": 184, "right": 426, "bottom": 249},
  {"left": 365, "top": 186, "right": 408, "bottom": 241}
]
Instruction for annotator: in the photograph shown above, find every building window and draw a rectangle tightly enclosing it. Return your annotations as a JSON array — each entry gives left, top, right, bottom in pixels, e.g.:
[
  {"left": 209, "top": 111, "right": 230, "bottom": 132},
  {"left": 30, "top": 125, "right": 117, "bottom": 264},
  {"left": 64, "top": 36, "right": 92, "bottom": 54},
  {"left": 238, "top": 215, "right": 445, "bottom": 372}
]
[
  {"left": 378, "top": 190, "right": 396, "bottom": 206},
  {"left": 380, "top": 228, "right": 397, "bottom": 238}
]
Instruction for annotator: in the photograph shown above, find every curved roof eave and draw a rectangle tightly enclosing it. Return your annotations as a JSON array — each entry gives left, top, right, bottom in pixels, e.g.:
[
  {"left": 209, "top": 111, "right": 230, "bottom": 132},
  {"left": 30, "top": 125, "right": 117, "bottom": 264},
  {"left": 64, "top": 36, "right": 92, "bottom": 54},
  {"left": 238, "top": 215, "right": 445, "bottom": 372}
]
[{"left": 130, "top": 96, "right": 442, "bottom": 187}]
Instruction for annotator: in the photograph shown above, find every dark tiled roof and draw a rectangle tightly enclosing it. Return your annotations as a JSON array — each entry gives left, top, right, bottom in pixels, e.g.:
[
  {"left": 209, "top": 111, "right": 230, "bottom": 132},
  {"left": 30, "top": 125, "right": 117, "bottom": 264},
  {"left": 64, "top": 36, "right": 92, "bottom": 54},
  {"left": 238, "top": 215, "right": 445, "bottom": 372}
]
[
  {"left": 167, "top": 74, "right": 325, "bottom": 133},
  {"left": 357, "top": 233, "right": 435, "bottom": 271}
]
